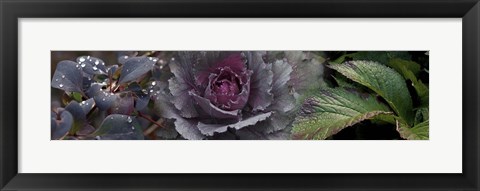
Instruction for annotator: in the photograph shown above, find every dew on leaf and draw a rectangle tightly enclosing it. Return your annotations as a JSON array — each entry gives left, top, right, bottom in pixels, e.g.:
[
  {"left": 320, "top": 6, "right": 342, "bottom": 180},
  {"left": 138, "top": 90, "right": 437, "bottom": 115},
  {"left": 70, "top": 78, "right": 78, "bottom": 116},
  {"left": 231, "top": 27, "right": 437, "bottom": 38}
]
[
  {"left": 79, "top": 57, "right": 86, "bottom": 62},
  {"left": 152, "top": 81, "right": 156, "bottom": 86},
  {"left": 92, "top": 66, "right": 98, "bottom": 71},
  {"left": 127, "top": 116, "right": 132, "bottom": 123},
  {"left": 95, "top": 60, "right": 100, "bottom": 65},
  {"left": 61, "top": 75, "right": 65, "bottom": 78},
  {"left": 59, "top": 84, "right": 64, "bottom": 88},
  {"left": 81, "top": 63, "right": 86, "bottom": 67}
]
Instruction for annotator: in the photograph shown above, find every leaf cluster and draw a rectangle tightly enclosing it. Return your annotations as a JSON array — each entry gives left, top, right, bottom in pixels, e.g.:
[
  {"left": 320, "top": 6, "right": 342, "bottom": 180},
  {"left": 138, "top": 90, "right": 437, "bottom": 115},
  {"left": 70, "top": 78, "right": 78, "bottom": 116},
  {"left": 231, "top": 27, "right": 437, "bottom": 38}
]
[
  {"left": 51, "top": 52, "right": 175, "bottom": 140},
  {"left": 292, "top": 51, "right": 429, "bottom": 140}
]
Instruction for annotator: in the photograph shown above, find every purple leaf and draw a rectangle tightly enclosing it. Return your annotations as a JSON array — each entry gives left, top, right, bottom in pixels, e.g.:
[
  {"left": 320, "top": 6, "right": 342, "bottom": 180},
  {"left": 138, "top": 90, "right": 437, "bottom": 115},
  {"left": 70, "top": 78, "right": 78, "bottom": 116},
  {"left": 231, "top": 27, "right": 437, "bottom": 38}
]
[
  {"left": 76, "top": 56, "right": 107, "bottom": 75},
  {"left": 93, "top": 114, "right": 144, "bottom": 140},
  {"left": 190, "top": 91, "right": 240, "bottom": 119},
  {"left": 110, "top": 94, "right": 135, "bottom": 115},
  {"left": 118, "top": 57, "right": 156, "bottom": 84},
  {"left": 246, "top": 52, "right": 273, "bottom": 111},
  {"left": 168, "top": 54, "right": 199, "bottom": 118},
  {"left": 153, "top": 91, "right": 205, "bottom": 140},
  {"left": 79, "top": 98, "right": 95, "bottom": 114},
  {"left": 51, "top": 109, "right": 73, "bottom": 140},
  {"left": 51, "top": 60, "right": 83, "bottom": 93},
  {"left": 197, "top": 112, "right": 272, "bottom": 136},
  {"left": 268, "top": 59, "right": 295, "bottom": 113}
]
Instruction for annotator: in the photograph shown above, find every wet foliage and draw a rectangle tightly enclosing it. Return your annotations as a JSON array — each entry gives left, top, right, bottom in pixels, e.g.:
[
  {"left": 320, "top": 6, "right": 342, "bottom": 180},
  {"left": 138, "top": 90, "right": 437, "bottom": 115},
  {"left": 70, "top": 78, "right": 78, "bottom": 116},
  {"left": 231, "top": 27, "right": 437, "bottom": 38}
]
[{"left": 51, "top": 51, "right": 428, "bottom": 140}]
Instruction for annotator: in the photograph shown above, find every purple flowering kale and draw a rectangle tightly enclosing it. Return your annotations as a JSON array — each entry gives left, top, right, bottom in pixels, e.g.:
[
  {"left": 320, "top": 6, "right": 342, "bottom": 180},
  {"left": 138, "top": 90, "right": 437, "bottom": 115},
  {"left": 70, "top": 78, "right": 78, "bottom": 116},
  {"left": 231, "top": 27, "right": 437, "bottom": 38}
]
[{"left": 154, "top": 51, "right": 324, "bottom": 140}]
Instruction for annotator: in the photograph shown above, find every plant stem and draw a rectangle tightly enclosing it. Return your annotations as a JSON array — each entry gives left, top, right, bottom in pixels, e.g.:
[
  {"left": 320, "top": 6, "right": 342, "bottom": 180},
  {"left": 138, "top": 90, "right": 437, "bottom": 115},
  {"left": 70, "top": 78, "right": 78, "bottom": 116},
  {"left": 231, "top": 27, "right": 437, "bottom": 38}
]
[
  {"left": 137, "top": 112, "right": 165, "bottom": 135},
  {"left": 143, "top": 118, "right": 165, "bottom": 136},
  {"left": 80, "top": 91, "right": 89, "bottom": 100},
  {"left": 109, "top": 74, "right": 113, "bottom": 93}
]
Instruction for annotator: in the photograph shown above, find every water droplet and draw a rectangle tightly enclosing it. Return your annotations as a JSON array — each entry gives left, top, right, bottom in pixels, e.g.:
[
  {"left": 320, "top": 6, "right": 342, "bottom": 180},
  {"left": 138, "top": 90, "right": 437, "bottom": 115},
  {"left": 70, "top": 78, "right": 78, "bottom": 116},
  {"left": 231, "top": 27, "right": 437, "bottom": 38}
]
[
  {"left": 92, "top": 66, "right": 98, "bottom": 71},
  {"left": 95, "top": 60, "right": 99, "bottom": 65},
  {"left": 59, "top": 84, "right": 64, "bottom": 88},
  {"left": 159, "top": 66, "right": 164, "bottom": 69},
  {"left": 81, "top": 63, "right": 86, "bottom": 67},
  {"left": 124, "top": 56, "right": 128, "bottom": 59},
  {"left": 153, "top": 59, "right": 158, "bottom": 62},
  {"left": 126, "top": 69, "right": 129, "bottom": 72},
  {"left": 148, "top": 57, "right": 153, "bottom": 61},
  {"left": 55, "top": 79, "right": 59, "bottom": 82},
  {"left": 87, "top": 56, "right": 91, "bottom": 59},
  {"left": 149, "top": 89, "right": 153, "bottom": 93},
  {"left": 127, "top": 117, "right": 132, "bottom": 123},
  {"left": 81, "top": 101, "right": 86, "bottom": 104},
  {"left": 79, "top": 57, "right": 86, "bottom": 62},
  {"left": 76, "top": 64, "right": 80, "bottom": 68},
  {"left": 102, "top": 98, "right": 106, "bottom": 101},
  {"left": 61, "top": 75, "right": 65, "bottom": 78},
  {"left": 85, "top": 102, "right": 89, "bottom": 106},
  {"left": 152, "top": 81, "right": 156, "bottom": 86},
  {"left": 131, "top": 126, "right": 135, "bottom": 130},
  {"left": 171, "top": 57, "right": 175, "bottom": 61},
  {"left": 110, "top": 117, "right": 114, "bottom": 119},
  {"left": 159, "top": 60, "right": 165, "bottom": 64},
  {"left": 142, "top": 89, "right": 147, "bottom": 94}
]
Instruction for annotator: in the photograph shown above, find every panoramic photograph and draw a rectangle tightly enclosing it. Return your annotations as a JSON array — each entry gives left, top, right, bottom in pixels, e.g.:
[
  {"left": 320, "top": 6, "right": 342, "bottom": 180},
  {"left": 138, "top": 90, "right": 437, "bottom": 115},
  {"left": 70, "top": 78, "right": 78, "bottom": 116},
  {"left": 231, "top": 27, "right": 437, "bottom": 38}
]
[{"left": 51, "top": 51, "right": 429, "bottom": 140}]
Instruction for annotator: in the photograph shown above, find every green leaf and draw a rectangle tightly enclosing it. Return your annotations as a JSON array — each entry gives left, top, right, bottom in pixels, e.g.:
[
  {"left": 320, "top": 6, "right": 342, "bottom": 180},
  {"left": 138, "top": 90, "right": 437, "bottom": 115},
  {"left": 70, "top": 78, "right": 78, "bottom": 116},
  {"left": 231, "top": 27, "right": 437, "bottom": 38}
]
[
  {"left": 413, "top": 80, "right": 429, "bottom": 108},
  {"left": 388, "top": 58, "right": 429, "bottom": 107},
  {"left": 291, "top": 88, "right": 393, "bottom": 140},
  {"left": 387, "top": 58, "right": 421, "bottom": 77},
  {"left": 332, "top": 75, "right": 365, "bottom": 90},
  {"left": 396, "top": 120, "right": 429, "bottom": 140},
  {"left": 71, "top": 92, "right": 83, "bottom": 102},
  {"left": 414, "top": 107, "right": 429, "bottom": 126},
  {"left": 329, "top": 53, "right": 355, "bottom": 65},
  {"left": 328, "top": 61, "right": 414, "bottom": 125},
  {"left": 330, "top": 51, "right": 411, "bottom": 65}
]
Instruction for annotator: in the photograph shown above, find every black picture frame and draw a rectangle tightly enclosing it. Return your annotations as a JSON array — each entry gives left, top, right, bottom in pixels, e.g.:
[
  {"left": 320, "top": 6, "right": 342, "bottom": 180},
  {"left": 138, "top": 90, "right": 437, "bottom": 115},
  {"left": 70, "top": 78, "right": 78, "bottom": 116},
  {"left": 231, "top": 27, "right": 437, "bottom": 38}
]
[{"left": 1, "top": 0, "right": 479, "bottom": 190}]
